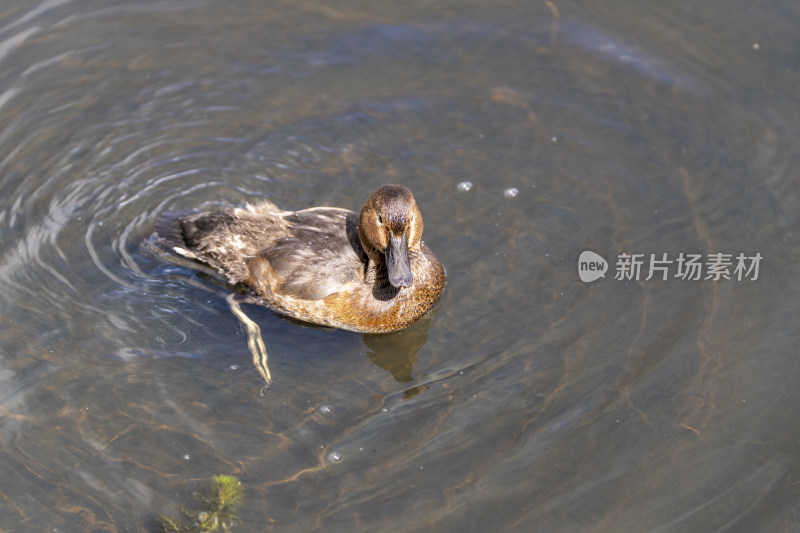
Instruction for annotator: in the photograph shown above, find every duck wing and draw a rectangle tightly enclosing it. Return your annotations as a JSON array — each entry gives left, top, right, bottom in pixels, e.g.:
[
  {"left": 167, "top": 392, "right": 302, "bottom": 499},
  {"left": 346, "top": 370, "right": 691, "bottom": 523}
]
[{"left": 255, "top": 207, "right": 367, "bottom": 300}]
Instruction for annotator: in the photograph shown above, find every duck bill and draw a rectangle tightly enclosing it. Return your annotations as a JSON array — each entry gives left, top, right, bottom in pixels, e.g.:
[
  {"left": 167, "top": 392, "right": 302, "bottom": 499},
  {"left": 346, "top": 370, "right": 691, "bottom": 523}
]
[{"left": 385, "top": 233, "right": 413, "bottom": 288}]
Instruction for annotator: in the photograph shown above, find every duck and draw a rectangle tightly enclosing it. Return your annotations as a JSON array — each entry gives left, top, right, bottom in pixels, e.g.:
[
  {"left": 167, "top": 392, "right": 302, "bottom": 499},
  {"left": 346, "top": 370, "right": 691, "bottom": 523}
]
[{"left": 156, "top": 184, "right": 446, "bottom": 387}]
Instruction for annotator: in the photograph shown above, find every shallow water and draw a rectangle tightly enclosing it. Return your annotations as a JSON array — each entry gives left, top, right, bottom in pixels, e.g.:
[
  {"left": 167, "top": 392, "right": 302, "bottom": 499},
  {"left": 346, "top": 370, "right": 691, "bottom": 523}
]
[{"left": 1, "top": 0, "right": 799, "bottom": 531}]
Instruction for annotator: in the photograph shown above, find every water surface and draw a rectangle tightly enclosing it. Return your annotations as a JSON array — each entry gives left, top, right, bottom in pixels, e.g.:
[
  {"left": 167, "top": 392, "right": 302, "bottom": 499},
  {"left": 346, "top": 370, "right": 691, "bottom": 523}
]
[{"left": 0, "top": 0, "right": 798, "bottom": 531}]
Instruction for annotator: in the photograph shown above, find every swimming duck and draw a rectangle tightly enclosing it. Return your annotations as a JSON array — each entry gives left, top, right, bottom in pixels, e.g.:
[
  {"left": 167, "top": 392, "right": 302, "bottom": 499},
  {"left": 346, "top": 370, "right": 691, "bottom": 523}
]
[{"left": 156, "top": 184, "right": 445, "bottom": 387}]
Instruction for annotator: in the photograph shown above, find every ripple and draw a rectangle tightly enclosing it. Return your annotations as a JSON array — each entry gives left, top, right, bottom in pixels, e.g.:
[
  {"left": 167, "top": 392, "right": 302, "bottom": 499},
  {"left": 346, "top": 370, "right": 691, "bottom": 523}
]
[
  {"left": 156, "top": 327, "right": 188, "bottom": 347},
  {"left": 0, "top": 2, "right": 795, "bottom": 532}
]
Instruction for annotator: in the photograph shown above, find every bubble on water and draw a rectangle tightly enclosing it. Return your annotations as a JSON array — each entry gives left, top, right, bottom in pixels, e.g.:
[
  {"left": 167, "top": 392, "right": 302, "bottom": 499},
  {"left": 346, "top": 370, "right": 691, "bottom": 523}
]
[
  {"left": 503, "top": 187, "right": 519, "bottom": 198},
  {"left": 318, "top": 403, "right": 334, "bottom": 414},
  {"left": 456, "top": 181, "right": 473, "bottom": 193},
  {"left": 156, "top": 327, "right": 188, "bottom": 346},
  {"left": 328, "top": 451, "right": 342, "bottom": 463},
  {"left": 229, "top": 364, "right": 239, "bottom": 371},
  {"left": 182, "top": 454, "right": 191, "bottom": 461}
]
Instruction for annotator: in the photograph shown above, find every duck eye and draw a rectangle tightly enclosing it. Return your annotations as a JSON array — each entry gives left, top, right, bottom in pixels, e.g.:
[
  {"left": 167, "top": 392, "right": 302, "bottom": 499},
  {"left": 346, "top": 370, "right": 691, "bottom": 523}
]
[{"left": 377, "top": 214, "right": 383, "bottom": 224}]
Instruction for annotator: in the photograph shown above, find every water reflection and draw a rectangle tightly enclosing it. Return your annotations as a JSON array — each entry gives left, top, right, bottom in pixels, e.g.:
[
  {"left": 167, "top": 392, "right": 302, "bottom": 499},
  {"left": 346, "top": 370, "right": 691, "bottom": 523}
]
[
  {"left": 0, "top": 0, "right": 798, "bottom": 531},
  {"left": 363, "top": 317, "right": 432, "bottom": 383}
]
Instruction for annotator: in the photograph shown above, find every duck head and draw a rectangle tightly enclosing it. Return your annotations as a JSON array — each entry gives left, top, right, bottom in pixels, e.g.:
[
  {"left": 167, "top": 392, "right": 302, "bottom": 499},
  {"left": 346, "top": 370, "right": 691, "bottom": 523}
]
[{"left": 358, "top": 185, "right": 424, "bottom": 288}]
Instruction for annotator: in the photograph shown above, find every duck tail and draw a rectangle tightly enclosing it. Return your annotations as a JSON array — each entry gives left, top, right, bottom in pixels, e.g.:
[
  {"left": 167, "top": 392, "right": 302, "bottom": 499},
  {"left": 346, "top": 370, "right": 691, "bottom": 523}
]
[
  {"left": 156, "top": 209, "right": 238, "bottom": 252},
  {"left": 155, "top": 210, "right": 196, "bottom": 249}
]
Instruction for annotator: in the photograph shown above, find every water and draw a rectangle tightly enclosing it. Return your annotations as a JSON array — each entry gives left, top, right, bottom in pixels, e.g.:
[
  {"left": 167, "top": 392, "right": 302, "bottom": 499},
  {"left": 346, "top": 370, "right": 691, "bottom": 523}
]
[{"left": 1, "top": 1, "right": 799, "bottom": 531}]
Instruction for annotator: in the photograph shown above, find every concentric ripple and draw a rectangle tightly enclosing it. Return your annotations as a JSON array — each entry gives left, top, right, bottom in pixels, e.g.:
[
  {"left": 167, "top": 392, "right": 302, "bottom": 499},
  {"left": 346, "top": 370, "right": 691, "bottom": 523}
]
[{"left": 0, "top": 1, "right": 797, "bottom": 532}]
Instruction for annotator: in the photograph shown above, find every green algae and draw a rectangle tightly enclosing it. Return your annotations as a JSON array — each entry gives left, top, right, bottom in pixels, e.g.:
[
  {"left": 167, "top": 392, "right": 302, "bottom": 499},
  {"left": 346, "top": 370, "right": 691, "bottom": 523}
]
[{"left": 158, "top": 475, "right": 243, "bottom": 532}]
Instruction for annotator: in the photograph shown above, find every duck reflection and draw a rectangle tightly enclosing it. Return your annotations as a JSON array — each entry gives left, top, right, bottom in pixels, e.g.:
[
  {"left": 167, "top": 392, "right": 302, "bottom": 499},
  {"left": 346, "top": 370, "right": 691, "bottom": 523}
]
[{"left": 362, "top": 311, "right": 434, "bottom": 383}]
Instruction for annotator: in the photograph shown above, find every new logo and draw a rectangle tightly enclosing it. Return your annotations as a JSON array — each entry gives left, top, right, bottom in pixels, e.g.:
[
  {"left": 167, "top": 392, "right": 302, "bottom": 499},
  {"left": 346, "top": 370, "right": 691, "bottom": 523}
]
[{"left": 578, "top": 251, "right": 608, "bottom": 282}]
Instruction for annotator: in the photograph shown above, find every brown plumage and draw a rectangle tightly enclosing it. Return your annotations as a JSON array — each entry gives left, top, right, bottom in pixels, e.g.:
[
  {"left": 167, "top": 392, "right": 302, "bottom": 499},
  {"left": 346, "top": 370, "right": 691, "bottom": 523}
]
[{"left": 156, "top": 185, "right": 445, "bottom": 333}]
